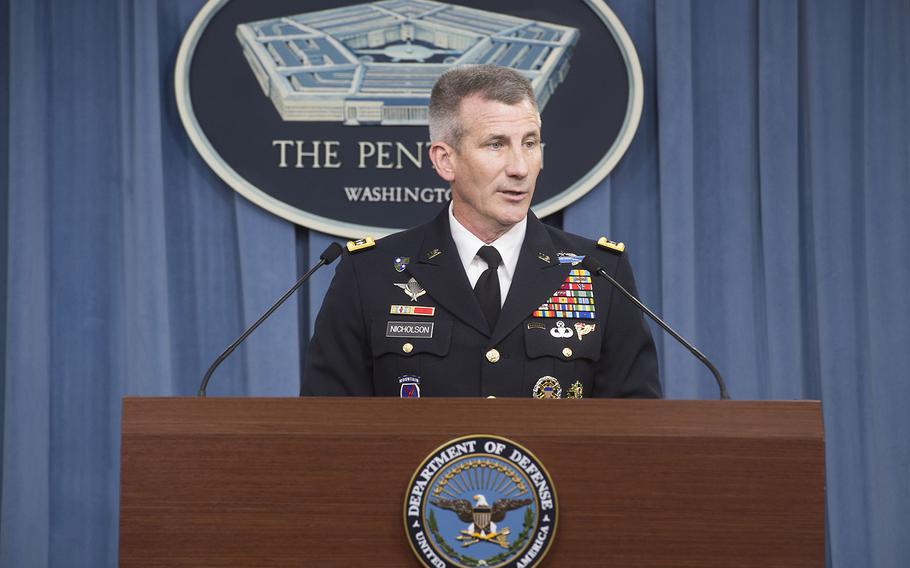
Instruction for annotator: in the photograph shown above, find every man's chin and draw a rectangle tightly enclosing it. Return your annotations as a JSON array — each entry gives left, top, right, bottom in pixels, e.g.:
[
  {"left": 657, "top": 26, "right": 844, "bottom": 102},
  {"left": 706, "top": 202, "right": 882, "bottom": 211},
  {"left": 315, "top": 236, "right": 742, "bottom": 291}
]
[{"left": 493, "top": 203, "right": 531, "bottom": 227}]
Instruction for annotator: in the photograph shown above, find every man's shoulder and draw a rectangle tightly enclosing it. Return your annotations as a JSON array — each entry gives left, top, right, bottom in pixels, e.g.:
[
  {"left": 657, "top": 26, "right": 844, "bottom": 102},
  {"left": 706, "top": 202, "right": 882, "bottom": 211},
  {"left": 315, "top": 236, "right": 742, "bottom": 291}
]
[
  {"left": 538, "top": 222, "right": 627, "bottom": 266},
  {"left": 343, "top": 221, "right": 430, "bottom": 268}
]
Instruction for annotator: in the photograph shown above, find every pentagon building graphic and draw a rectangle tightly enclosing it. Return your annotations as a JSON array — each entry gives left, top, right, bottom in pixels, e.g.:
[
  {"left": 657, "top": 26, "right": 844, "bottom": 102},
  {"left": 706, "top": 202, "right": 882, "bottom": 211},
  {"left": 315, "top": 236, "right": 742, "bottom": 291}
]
[{"left": 236, "top": 0, "right": 579, "bottom": 125}]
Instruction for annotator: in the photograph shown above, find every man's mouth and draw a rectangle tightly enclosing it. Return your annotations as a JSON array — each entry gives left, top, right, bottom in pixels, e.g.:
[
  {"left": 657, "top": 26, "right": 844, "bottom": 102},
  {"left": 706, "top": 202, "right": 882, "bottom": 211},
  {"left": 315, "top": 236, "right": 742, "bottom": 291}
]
[{"left": 498, "top": 188, "right": 528, "bottom": 199}]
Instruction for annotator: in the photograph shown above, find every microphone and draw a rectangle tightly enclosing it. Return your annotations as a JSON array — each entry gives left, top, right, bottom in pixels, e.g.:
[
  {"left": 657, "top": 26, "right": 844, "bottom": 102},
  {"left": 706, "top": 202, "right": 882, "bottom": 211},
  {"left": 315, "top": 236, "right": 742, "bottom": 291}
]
[
  {"left": 581, "top": 256, "right": 731, "bottom": 400},
  {"left": 198, "top": 242, "right": 344, "bottom": 397}
]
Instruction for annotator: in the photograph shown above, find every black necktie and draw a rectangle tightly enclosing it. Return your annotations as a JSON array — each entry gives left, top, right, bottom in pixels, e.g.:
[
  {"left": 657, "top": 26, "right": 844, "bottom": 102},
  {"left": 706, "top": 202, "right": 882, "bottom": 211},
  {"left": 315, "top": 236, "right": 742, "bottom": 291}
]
[{"left": 474, "top": 245, "right": 503, "bottom": 331}]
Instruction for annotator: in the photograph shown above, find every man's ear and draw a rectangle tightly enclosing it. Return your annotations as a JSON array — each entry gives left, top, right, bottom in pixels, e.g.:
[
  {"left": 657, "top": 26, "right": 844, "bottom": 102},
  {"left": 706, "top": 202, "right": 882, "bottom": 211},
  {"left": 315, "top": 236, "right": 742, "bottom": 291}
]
[{"left": 428, "top": 141, "right": 456, "bottom": 183}]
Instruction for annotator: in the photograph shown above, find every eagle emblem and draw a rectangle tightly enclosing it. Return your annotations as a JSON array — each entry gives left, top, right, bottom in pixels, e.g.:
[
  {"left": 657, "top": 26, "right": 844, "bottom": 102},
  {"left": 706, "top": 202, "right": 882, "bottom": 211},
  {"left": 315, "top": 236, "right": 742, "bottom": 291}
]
[
  {"left": 431, "top": 494, "right": 531, "bottom": 548},
  {"left": 404, "top": 435, "right": 557, "bottom": 568}
]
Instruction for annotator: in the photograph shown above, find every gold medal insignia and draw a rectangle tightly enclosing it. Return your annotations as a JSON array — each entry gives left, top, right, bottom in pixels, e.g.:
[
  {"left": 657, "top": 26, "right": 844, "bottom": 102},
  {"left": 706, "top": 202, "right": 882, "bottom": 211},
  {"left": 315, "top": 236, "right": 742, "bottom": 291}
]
[
  {"left": 533, "top": 376, "right": 562, "bottom": 399},
  {"left": 574, "top": 322, "right": 596, "bottom": 340},
  {"left": 566, "top": 381, "right": 584, "bottom": 399}
]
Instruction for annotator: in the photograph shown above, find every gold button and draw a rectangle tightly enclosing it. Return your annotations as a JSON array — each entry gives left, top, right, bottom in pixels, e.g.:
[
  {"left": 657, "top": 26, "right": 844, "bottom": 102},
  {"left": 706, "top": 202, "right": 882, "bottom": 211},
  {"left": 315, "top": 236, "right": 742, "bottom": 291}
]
[
  {"left": 402, "top": 342, "right": 413, "bottom": 354},
  {"left": 485, "top": 349, "right": 500, "bottom": 363},
  {"left": 562, "top": 347, "right": 573, "bottom": 358}
]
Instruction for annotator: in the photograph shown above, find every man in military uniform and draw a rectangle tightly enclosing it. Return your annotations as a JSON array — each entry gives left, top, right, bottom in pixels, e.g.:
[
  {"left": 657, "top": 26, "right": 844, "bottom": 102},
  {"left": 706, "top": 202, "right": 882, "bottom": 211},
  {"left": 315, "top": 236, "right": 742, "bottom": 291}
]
[{"left": 302, "top": 65, "right": 660, "bottom": 399}]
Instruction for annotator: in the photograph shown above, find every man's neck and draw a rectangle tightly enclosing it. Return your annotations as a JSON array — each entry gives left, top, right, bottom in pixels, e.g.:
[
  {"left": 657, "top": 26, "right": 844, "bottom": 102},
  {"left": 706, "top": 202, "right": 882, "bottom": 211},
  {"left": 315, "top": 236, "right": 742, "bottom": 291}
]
[{"left": 450, "top": 206, "right": 516, "bottom": 244}]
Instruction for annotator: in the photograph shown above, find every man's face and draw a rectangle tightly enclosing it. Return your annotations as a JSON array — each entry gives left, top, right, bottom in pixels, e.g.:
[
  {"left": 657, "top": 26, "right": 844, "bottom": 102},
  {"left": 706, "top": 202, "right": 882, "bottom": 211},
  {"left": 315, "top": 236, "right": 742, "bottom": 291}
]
[{"left": 433, "top": 94, "right": 542, "bottom": 241}]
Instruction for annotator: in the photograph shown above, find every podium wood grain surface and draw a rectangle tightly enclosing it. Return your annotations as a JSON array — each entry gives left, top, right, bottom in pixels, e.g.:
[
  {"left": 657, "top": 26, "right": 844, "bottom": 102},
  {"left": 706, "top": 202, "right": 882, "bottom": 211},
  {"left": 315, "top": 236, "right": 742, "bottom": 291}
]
[{"left": 119, "top": 398, "right": 824, "bottom": 567}]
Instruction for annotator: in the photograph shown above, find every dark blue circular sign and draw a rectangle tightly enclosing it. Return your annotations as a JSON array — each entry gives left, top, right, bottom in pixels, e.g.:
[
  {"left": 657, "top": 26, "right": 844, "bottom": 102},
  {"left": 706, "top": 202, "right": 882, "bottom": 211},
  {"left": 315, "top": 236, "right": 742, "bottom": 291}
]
[
  {"left": 404, "top": 435, "right": 558, "bottom": 568},
  {"left": 177, "top": 0, "right": 642, "bottom": 237}
]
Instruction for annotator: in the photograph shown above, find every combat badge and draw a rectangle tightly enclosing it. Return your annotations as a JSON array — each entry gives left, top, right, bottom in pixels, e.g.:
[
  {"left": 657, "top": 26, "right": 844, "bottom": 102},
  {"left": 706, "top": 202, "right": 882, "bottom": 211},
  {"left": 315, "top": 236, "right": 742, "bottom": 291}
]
[
  {"left": 533, "top": 376, "right": 562, "bottom": 399},
  {"left": 574, "top": 322, "right": 596, "bottom": 340},
  {"left": 400, "top": 375, "right": 420, "bottom": 398},
  {"left": 405, "top": 435, "right": 557, "bottom": 568},
  {"left": 566, "top": 381, "right": 584, "bottom": 399},
  {"left": 557, "top": 251, "right": 584, "bottom": 265},
  {"left": 395, "top": 277, "right": 426, "bottom": 302},
  {"left": 394, "top": 256, "right": 410, "bottom": 272}
]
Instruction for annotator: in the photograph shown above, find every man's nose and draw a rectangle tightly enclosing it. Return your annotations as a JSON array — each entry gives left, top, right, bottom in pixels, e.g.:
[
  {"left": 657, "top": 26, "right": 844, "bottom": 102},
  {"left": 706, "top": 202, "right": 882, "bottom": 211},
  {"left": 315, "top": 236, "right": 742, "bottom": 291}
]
[{"left": 504, "top": 145, "right": 529, "bottom": 178}]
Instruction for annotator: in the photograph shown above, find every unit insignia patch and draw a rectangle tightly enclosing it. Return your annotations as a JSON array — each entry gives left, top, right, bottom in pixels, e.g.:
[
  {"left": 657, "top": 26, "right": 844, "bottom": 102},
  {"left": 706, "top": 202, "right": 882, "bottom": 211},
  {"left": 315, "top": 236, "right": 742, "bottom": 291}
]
[{"left": 399, "top": 374, "right": 421, "bottom": 398}]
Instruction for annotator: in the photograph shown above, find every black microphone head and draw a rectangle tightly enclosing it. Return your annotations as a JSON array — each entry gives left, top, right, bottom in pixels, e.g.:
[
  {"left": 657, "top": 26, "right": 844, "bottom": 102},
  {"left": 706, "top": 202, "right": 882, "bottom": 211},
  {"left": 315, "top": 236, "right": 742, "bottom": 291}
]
[
  {"left": 320, "top": 242, "right": 344, "bottom": 264},
  {"left": 580, "top": 254, "right": 606, "bottom": 274}
]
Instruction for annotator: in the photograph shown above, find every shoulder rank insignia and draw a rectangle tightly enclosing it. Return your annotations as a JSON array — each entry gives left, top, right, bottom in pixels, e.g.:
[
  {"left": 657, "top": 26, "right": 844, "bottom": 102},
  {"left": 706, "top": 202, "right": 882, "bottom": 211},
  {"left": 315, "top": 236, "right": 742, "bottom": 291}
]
[
  {"left": 596, "top": 236, "right": 625, "bottom": 253},
  {"left": 346, "top": 236, "right": 376, "bottom": 253}
]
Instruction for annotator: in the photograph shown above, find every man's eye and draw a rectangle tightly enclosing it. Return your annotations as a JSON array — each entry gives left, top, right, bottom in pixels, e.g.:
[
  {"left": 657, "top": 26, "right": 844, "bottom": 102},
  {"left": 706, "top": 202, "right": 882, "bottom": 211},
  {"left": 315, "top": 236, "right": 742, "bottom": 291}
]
[
  {"left": 488, "top": 141, "right": 503, "bottom": 150},
  {"left": 524, "top": 140, "right": 538, "bottom": 149}
]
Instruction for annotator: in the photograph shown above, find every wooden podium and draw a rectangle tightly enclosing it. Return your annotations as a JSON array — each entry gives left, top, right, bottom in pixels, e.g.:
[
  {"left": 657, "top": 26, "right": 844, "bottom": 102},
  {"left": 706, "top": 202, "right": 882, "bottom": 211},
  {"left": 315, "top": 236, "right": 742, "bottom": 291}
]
[{"left": 119, "top": 398, "right": 824, "bottom": 567}]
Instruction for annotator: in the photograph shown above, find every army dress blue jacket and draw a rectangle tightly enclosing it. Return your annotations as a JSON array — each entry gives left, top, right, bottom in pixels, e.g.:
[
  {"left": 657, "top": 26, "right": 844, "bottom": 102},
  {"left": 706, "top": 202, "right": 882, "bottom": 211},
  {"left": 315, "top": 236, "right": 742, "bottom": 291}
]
[{"left": 302, "top": 207, "right": 661, "bottom": 399}]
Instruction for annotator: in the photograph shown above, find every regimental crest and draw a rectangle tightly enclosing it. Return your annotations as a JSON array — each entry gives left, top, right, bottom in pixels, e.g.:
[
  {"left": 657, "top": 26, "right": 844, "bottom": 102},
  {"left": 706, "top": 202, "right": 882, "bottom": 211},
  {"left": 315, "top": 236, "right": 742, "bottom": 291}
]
[
  {"left": 394, "top": 256, "right": 410, "bottom": 272},
  {"left": 405, "top": 435, "right": 557, "bottom": 568}
]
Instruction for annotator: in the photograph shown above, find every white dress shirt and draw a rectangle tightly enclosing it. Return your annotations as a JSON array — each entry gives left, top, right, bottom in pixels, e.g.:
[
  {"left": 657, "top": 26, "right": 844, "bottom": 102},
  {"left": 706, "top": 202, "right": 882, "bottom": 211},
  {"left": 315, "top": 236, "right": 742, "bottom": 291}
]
[{"left": 448, "top": 203, "right": 527, "bottom": 307}]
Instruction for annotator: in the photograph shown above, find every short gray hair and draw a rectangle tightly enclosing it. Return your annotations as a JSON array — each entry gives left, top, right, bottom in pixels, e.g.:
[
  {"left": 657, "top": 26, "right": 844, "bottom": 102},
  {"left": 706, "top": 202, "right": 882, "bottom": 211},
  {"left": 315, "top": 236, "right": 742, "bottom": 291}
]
[{"left": 428, "top": 65, "right": 537, "bottom": 147}]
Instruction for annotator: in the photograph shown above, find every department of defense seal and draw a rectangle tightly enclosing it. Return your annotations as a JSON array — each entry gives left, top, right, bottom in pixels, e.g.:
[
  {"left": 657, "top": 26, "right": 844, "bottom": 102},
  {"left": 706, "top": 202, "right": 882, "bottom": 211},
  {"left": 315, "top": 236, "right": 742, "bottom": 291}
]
[{"left": 404, "top": 435, "right": 558, "bottom": 568}]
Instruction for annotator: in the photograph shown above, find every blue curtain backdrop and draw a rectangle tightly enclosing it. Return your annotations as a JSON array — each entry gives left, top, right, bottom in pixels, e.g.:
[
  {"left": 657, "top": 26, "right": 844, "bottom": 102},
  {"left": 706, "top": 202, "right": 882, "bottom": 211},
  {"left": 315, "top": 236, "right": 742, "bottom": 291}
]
[{"left": 2, "top": 0, "right": 908, "bottom": 566}]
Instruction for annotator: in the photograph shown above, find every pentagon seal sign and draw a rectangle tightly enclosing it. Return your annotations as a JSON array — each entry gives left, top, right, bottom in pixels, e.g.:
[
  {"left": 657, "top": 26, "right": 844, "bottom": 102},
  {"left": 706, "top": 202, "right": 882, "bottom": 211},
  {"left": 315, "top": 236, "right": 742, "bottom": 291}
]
[{"left": 405, "top": 435, "right": 557, "bottom": 568}]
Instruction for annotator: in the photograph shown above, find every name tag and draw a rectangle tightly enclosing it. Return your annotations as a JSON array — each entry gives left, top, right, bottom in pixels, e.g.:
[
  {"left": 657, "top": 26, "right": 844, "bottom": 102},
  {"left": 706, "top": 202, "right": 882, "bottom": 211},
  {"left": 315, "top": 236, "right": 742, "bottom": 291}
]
[{"left": 386, "top": 321, "right": 434, "bottom": 338}]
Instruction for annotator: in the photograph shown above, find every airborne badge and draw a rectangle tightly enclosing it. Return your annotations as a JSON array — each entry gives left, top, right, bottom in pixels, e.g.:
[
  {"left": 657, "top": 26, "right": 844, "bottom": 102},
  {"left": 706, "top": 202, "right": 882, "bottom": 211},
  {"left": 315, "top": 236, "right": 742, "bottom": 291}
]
[
  {"left": 549, "top": 321, "right": 573, "bottom": 338},
  {"left": 405, "top": 435, "right": 557, "bottom": 568}
]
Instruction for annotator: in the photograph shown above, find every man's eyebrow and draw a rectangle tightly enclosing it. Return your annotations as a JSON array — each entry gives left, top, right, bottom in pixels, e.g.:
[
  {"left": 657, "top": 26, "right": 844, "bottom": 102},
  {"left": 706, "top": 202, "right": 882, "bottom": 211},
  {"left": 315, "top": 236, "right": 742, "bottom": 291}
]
[
  {"left": 481, "top": 132, "right": 539, "bottom": 142},
  {"left": 481, "top": 133, "right": 508, "bottom": 142}
]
